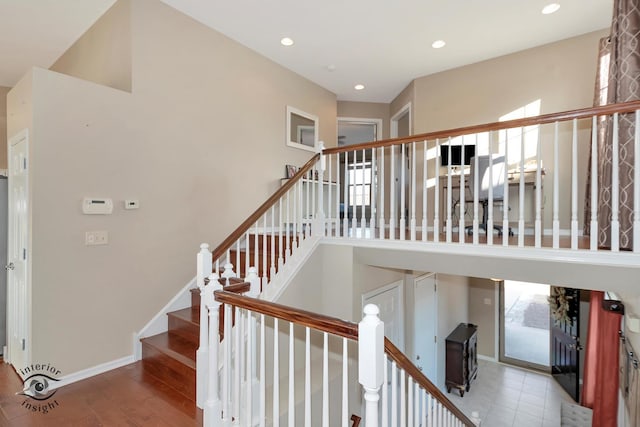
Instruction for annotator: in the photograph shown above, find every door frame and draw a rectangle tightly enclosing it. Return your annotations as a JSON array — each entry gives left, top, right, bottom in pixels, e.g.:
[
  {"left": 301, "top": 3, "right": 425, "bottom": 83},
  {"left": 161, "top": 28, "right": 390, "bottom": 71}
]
[
  {"left": 413, "top": 273, "right": 438, "bottom": 384},
  {"left": 498, "top": 280, "right": 551, "bottom": 372},
  {"left": 6, "top": 129, "right": 31, "bottom": 370},
  {"left": 337, "top": 117, "right": 383, "bottom": 144},
  {"left": 390, "top": 102, "right": 412, "bottom": 138},
  {"left": 362, "top": 280, "right": 404, "bottom": 352}
]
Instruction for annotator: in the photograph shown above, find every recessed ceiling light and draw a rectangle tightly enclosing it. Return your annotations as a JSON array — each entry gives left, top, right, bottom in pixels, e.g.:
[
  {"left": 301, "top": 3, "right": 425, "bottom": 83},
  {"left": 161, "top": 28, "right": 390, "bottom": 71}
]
[
  {"left": 280, "top": 37, "right": 294, "bottom": 46},
  {"left": 431, "top": 40, "right": 446, "bottom": 49},
  {"left": 327, "top": 64, "right": 336, "bottom": 72},
  {"left": 542, "top": 3, "right": 560, "bottom": 14},
  {"left": 354, "top": 84, "right": 365, "bottom": 91}
]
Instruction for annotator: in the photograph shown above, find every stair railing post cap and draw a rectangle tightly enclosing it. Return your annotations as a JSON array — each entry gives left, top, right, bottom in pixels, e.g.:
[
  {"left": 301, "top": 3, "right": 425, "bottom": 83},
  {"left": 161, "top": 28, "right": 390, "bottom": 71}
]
[
  {"left": 200, "top": 243, "right": 210, "bottom": 250},
  {"left": 363, "top": 304, "right": 380, "bottom": 317}
]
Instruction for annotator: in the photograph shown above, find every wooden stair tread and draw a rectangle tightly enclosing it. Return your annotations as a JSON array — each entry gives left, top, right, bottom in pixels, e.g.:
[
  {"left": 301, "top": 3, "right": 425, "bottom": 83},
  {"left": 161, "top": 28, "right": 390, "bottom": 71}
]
[
  {"left": 141, "top": 332, "right": 197, "bottom": 369},
  {"left": 168, "top": 306, "right": 199, "bottom": 325}
]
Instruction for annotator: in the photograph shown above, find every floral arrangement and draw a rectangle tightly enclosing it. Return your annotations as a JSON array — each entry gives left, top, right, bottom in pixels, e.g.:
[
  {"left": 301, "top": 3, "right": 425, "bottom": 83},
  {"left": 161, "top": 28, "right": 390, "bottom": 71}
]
[{"left": 548, "top": 286, "right": 573, "bottom": 326}]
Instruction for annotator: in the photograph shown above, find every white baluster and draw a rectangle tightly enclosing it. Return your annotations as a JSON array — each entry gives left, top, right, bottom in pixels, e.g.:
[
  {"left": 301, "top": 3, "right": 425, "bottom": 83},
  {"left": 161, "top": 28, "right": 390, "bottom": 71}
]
[
  {"left": 262, "top": 216, "right": 268, "bottom": 286},
  {"left": 407, "top": 377, "right": 413, "bottom": 427},
  {"left": 254, "top": 222, "right": 259, "bottom": 277},
  {"left": 635, "top": 111, "right": 640, "bottom": 253},
  {"left": 286, "top": 191, "right": 291, "bottom": 257},
  {"left": 342, "top": 338, "right": 349, "bottom": 427},
  {"left": 270, "top": 206, "right": 276, "bottom": 279},
  {"left": 446, "top": 139, "right": 453, "bottom": 243},
  {"left": 361, "top": 149, "right": 367, "bottom": 237},
  {"left": 288, "top": 323, "right": 295, "bottom": 427},
  {"left": 503, "top": 133, "right": 510, "bottom": 247},
  {"left": 247, "top": 266, "right": 260, "bottom": 298},
  {"left": 434, "top": 139, "right": 440, "bottom": 242},
  {"left": 571, "top": 118, "right": 579, "bottom": 250},
  {"left": 422, "top": 140, "right": 428, "bottom": 242},
  {"left": 196, "top": 243, "right": 212, "bottom": 408},
  {"left": 473, "top": 147, "right": 480, "bottom": 245},
  {"left": 382, "top": 357, "right": 388, "bottom": 427},
  {"left": 317, "top": 143, "right": 327, "bottom": 237},
  {"left": 427, "top": 393, "right": 432, "bottom": 427},
  {"left": 322, "top": 332, "right": 329, "bottom": 427},
  {"left": 343, "top": 152, "right": 350, "bottom": 238},
  {"left": 411, "top": 141, "right": 417, "bottom": 240},
  {"left": 390, "top": 146, "right": 396, "bottom": 240},
  {"left": 421, "top": 388, "right": 427, "bottom": 427},
  {"left": 518, "top": 127, "right": 525, "bottom": 247},
  {"left": 245, "top": 310, "right": 254, "bottom": 427},
  {"left": 486, "top": 134, "right": 493, "bottom": 246},
  {"left": 359, "top": 304, "right": 384, "bottom": 427},
  {"left": 236, "top": 240, "right": 241, "bottom": 283},
  {"left": 273, "top": 318, "right": 280, "bottom": 427},
  {"left": 328, "top": 151, "right": 333, "bottom": 237},
  {"left": 535, "top": 128, "right": 542, "bottom": 248},
  {"left": 305, "top": 327, "right": 311, "bottom": 427},
  {"left": 414, "top": 383, "right": 419, "bottom": 427},
  {"left": 311, "top": 166, "right": 316, "bottom": 237},
  {"left": 305, "top": 170, "right": 310, "bottom": 240},
  {"left": 400, "top": 370, "right": 406, "bottom": 427},
  {"left": 234, "top": 307, "right": 241, "bottom": 422},
  {"left": 391, "top": 361, "right": 398, "bottom": 427},
  {"left": 260, "top": 314, "right": 266, "bottom": 427},
  {"left": 612, "top": 113, "right": 620, "bottom": 252},
  {"left": 335, "top": 153, "right": 341, "bottom": 237},
  {"left": 590, "top": 117, "right": 599, "bottom": 251},
  {"left": 203, "top": 274, "right": 223, "bottom": 426},
  {"left": 553, "top": 122, "right": 560, "bottom": 249},
  {"left": 400, "top": 143, "right": 406, "bottom": 240},
  {"left": 379, "top": 147, "right": 386, "bottom": 239},
  {"left": 223, "top": 303, "right": 232, "bottom": 423},
  {"left": 459, "top": 140, "right": 466, "bottom": 244},
  {"left": 370, "top": 147, "right": 377, "bottom": 238},
  {"left": 352, "top": 150, "right": 358, "bottom": 237},
  {"left": 293, "top": 181, "right": 298, "bottom": 250},
  {"left": 278, "top": 198, "right": 284, "bottom": 269}
]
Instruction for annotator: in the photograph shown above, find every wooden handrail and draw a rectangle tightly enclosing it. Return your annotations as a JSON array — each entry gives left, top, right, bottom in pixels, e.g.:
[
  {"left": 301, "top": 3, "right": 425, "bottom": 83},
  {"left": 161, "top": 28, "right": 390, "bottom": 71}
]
[
  {"left": 323, "top": 100, "right": 640, "bottom": 155},
  {"left": 213, "top": 290, "right": 359, "bottom": 340},
  {"left": 214, "top": 291, "right": 476, "bottom": 426},
  {"left": 210, "top": 153, "right": 320, "bottom": 263},
  {"left": 384, "top": 338, "right": 476, "bottom": 427}
]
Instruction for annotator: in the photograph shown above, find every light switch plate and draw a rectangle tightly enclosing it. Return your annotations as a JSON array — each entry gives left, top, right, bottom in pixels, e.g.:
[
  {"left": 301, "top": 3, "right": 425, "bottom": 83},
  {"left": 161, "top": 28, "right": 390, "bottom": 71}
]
[{"left": 86, "top": 230, "right": 108, "bottom": 245}]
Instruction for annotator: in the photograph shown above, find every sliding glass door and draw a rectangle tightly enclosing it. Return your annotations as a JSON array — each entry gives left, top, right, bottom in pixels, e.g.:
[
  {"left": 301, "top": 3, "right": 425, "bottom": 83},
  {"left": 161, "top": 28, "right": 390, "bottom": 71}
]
[{"left": 499, "top": 280, "right": 551, "bottom": 371}]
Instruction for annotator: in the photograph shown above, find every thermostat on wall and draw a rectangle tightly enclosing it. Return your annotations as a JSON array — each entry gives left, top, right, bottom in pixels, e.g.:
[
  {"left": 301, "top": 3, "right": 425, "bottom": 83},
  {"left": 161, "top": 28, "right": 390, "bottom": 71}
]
[{"left": 82, "top": 197, "right": 113, "bottom": 215}]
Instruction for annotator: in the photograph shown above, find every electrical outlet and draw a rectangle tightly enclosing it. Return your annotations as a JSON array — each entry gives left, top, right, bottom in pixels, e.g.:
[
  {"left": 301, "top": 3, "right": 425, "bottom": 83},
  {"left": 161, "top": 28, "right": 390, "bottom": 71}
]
[
  {"left": 124, "top": 199, "right": 139, "bottom": 210},
  {"left": 86, "top": 230, "right": 108, "bottom": 245}
]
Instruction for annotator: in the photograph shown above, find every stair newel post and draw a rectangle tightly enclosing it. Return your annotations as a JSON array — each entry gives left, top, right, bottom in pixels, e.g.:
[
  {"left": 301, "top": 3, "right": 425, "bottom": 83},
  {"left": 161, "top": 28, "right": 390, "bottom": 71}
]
[
  {"left": 359, "top": 304, "right": 384, "bottom": 427},
  {"left": 314, "top": 142, "right": 326, "bottom": 237},
  {"left": 247, "top": 266, "right": 261, "bottom": 298},
  {"left": 197, "top": 243, "right": 213, "bottom": 408},
  {"left": 204, "top": 273, "right": 223, "bottom": 427},
  {"left": 222, "top": 262, "right": 236, "bottom": 286}
]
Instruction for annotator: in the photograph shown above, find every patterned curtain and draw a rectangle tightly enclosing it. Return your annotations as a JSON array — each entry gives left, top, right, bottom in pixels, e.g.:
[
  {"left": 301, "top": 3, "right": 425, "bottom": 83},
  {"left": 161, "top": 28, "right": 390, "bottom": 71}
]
[{"left": 584, "top": 0, "right": 640, "bottom": 250}]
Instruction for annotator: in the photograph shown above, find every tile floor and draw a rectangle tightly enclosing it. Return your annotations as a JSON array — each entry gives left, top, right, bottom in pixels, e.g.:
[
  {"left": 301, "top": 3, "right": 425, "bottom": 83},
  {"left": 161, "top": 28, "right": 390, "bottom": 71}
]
[{"left": 446, "top": 359, "right": 574, "bottom": 427}]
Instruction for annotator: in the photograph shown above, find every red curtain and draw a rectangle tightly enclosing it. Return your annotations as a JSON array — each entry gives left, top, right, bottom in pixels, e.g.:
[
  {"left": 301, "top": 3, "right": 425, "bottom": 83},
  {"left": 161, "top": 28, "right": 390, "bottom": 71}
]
[{"left": 582, "top": 291, "right": 621, "bottom": 426}]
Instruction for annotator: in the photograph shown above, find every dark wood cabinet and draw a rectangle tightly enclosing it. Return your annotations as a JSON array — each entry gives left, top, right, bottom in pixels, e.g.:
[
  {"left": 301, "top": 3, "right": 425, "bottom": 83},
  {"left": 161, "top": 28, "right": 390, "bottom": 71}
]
[{"left": 445, "top": 323, "right": 478, "bottom": 397}]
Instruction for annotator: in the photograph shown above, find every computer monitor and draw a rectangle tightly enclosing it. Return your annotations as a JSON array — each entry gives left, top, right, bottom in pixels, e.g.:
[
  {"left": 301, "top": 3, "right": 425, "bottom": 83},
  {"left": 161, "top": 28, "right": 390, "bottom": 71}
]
[{"left": 440, "top": 144, "right": 476, "bottom": 167}]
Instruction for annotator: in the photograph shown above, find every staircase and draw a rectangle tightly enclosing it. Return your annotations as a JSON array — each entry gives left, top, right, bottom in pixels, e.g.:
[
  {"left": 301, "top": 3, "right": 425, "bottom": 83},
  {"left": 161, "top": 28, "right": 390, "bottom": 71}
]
[{"left": 140, "top": 288, "right": 202, "bottom": 401}]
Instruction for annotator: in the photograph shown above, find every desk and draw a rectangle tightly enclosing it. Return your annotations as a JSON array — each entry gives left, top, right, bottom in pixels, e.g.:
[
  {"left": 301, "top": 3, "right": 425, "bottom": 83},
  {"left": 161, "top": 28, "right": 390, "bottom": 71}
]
[{"left": 438, "top": 169, "right": 544, "bottom": 231}]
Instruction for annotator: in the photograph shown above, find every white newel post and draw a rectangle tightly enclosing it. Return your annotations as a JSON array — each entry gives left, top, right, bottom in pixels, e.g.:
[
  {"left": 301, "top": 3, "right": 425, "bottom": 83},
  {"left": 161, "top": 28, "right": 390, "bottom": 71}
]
[
  {"left": 359, "top": 304, "right": 384, "bottom": 427},
  {"left": 204, "top": 273, "right": 223, "bottom": 427},
  {"left": 314, "top": 142, "right": 326, "bottom": 237},
  {"left": 246, "top": 266, "right": 261, "bottom": 298},
  {"left": 197, "top": 243, "right": 213, "bottom": 408}
]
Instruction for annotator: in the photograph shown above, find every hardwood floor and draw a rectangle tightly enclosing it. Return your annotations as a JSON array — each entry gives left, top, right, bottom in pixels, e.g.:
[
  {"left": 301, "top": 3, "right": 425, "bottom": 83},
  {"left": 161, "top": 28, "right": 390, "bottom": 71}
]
[{"left": 0, "top": 361, "right": 201, "bottom": 426}]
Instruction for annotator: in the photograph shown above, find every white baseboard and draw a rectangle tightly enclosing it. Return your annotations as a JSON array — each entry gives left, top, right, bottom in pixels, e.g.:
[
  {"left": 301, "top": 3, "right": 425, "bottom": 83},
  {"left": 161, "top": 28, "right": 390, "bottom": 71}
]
[
  {"left": 477, "top": 354, "right": 498, "bottom": 363},
  {"left": 49, "top": 355, "right": 135, "bottom": 390},
  {"left": 133, "top": 276, "right": 196, "bottom": 360}
]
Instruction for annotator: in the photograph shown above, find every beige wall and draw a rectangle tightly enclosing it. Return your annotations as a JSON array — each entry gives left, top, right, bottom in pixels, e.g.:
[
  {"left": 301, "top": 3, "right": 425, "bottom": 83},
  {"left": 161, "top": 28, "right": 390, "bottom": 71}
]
[
  {"left": 390, "top": 81, "right": 414, "bottom": 136},
  {"left": 8, "top": 0, "right": 336, "bottom": 375},
  {"left": 0, "top": 86, "right": 10, "bottom": 169},
  {"left": 337, "top": 101, "right": 391, "bottom": 140},
  {"left": 50, "top": 0, "right": 131, "bottom": 92},
  {"left": 468, "top": 277, "right": 498, "bottom": 359}
]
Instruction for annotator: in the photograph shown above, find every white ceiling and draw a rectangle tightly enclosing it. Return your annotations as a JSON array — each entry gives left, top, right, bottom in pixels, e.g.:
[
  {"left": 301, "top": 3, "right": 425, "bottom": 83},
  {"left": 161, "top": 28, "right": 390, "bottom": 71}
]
[{"left": 1, "top": 0, "right": 612, "bottom": 103}]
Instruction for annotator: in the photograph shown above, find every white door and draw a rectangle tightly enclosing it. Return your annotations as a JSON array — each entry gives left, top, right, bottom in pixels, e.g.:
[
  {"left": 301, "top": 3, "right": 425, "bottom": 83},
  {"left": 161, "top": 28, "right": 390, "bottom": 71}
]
[
  {"left": 414, "top": 274, "right": 437, "bottom": 383},
  {"left": 363, "top": 280, "right": 404, "bottom": 351},
  {"left": 7, "top": 130, "right": 29, "bottom": 374}
]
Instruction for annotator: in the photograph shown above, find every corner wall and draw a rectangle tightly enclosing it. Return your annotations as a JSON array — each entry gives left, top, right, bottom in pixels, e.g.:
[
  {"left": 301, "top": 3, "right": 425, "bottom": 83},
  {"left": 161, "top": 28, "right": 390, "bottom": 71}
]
[
  {"left": 8, "top": 0, "right": 337, "bottom": 375},
  {"left": 0, "top": 86, "right": 11, "bottom": 169}
]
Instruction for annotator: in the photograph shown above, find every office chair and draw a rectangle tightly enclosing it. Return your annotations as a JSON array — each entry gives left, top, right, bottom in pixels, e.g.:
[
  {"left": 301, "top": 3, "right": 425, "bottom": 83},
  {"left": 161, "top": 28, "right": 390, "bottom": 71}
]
[{"left": 465, "top": 155, "right": 513, "bottom": 236}]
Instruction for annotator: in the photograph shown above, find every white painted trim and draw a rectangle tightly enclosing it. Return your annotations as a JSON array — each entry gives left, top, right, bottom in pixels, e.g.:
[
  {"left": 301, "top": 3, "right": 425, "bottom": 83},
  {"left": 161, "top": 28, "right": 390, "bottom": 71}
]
[
  {"left": 286, "top": 105, "right": 320, "bottom": 153},
  {"left": 362, "top": 279, "right": 405, "bottom": 352},
  {"left": 477, "top": 354, "right": 498, "bottom": 363},
  {"left": 49, "top": 355, "right": 135, "bottom": 390},
  {"left": 494, "top": 282, "right": 500, "bottom": 361},
  {"left": 337, "top": 117, "right": 384, "bottom": 143},
  {"left": 133, "top": 276, "right": 196, "bottom": 360},
  {"left": 390, "top": 102, "right": 412, "bottom": 138}
]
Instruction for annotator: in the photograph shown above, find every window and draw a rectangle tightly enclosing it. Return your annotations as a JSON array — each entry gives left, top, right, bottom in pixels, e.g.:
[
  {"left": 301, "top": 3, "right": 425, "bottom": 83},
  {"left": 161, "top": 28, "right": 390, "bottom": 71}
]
[{"left": 348, "top": 162, "right": 372, "bottom": 207}]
